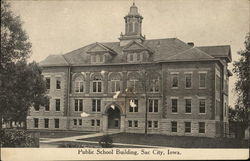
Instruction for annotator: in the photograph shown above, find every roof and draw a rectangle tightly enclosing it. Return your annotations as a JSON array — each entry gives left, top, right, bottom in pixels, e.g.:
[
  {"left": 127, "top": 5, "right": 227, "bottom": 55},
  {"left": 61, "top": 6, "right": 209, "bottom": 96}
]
[
  {"left": 39, "top": 55, "right": 69, "bottom": 67},
  {"left": 40, "top": 38, "right": 231, "bottom": 67},
  {"left": 197, "top": 45, "right": 232, "bottom": 62}
]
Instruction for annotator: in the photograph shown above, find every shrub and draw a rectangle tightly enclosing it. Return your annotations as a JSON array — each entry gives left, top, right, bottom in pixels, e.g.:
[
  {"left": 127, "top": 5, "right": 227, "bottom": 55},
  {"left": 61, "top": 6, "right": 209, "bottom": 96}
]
[
  {"left": 0, "top": 129, "right": 38, "bottom": 147},
  {"left": 99, "top": 135, "right": 113, "bottom": 148}
]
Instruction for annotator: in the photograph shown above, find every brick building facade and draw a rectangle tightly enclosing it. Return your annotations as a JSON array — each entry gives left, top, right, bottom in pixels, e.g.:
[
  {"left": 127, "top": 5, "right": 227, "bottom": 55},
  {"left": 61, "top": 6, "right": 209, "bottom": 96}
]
[{"left": 27, "top": 3, "right": 232, "bottom": 137}]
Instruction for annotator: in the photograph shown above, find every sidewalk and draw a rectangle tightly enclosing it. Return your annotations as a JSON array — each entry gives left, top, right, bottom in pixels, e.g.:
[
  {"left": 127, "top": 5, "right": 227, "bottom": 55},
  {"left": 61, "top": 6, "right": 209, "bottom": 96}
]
[
  {"left": 40, "top": 131, "right": 119, "bottom": 143},
  {"left": 39, "top": 131, "right": 176, "bottom": 148}
]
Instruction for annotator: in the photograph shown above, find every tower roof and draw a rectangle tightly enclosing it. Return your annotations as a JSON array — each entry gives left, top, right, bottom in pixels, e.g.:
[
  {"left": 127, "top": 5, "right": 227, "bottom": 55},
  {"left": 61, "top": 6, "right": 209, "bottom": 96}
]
[{"left": 128, "top": 2, "right": 140, "bottom": 16}]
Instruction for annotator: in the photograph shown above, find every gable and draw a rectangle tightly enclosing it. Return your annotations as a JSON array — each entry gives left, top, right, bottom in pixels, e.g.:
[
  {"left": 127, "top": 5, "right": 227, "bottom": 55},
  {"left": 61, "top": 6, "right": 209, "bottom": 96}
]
[
  {"left": 87, "top": 43, "right": 110, "bottom": 53},
  {"left": 197, "top": 45, "right": 232, "bottom": 62},
  {"left": 123, "top": 40, "right": 151, "bottom": 52}
]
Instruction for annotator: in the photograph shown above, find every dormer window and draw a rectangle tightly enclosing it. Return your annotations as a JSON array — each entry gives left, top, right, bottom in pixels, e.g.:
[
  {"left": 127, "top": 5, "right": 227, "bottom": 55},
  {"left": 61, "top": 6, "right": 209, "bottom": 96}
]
[
  {"left": 91, "top": 54, "right": 104, "bottom": 64},
  {"left": 87, "top": 42, "right": 117, "bottom": 64},
  {"left": 127, "top": 52, "right": 143, "bottom": 62}
]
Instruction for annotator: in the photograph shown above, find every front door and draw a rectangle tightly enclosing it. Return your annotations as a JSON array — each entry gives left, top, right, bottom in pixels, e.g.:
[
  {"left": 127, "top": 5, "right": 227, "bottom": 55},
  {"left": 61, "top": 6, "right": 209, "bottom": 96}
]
[{"left": 107, "top": 106, "right": 120, "bottom": 129}]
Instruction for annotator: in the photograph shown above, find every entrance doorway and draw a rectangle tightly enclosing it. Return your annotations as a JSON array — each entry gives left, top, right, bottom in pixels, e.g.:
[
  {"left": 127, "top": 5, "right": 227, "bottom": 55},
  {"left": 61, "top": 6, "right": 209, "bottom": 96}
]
[{"left": 107, "top": 106, "right": 121, "bottom": 129}]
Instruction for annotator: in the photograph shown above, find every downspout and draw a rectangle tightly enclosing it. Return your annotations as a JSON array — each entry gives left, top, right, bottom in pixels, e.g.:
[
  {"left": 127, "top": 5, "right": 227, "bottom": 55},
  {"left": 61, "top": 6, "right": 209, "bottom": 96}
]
[{"left": 67, "top": 65, "right": 71, "bottom": 130}]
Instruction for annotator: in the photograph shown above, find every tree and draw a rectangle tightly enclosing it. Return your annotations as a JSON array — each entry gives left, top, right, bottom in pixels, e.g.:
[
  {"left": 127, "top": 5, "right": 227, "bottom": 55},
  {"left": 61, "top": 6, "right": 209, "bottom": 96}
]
[
  {"left": 0, "top": 1, "right": 48, "bottom": 129},
  {"left": 230, "top": 33, "right": 250, "bottom": 136},
  {"left": 233, "top": 33, "right": 250, "bottom": 109},
  {"left": 130, "top": 63, "right": 159, "bottom": 135}
]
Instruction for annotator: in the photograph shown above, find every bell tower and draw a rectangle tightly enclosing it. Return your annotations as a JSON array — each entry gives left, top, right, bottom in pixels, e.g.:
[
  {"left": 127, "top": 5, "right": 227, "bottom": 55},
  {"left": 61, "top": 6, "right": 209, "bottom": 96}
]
[{"left": 119, "top": 2, "right": 145, "bottom": 46}]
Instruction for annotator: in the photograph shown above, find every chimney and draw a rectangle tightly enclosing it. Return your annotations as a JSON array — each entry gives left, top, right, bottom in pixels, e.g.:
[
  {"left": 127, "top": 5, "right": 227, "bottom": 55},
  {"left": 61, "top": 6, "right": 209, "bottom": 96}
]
[{"left": 187, "top": 42, "right": 194, "bottom": 47}]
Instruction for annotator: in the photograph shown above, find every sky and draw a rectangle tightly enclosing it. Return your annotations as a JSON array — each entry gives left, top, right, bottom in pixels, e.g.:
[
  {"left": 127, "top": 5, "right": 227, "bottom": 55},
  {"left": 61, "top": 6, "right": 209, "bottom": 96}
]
[{"left": 9, "top": 0, "right": 250, "bottom": 106}]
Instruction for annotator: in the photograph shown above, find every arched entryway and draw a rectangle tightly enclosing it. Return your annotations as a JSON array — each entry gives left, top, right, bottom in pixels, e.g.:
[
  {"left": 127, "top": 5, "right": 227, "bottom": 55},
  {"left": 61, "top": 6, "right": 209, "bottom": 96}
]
[{"left": 107, "top": 106, "right": 121, "bottom": 129}]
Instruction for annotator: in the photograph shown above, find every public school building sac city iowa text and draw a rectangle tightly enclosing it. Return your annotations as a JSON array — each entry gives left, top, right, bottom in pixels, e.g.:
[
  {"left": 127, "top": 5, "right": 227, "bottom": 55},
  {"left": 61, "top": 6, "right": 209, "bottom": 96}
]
[{"left": 27, "top": 3, "right": 232, "bottom": 137}]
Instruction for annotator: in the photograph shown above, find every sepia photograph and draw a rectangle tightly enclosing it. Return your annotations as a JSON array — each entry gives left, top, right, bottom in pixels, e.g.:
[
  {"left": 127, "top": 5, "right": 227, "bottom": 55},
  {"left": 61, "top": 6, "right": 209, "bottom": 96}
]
[{"left": 0, "top": 0, "right": 249, "bottom": 160}]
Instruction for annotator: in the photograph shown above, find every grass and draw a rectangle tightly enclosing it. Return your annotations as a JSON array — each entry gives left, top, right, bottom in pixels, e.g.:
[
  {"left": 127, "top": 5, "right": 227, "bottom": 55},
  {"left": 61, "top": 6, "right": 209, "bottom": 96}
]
[
  {"left": 31, "top": 130, "right": 95, "bottom": 139},
  {"left": 78, "top": 133, "right": 249, "bottom": 148}
]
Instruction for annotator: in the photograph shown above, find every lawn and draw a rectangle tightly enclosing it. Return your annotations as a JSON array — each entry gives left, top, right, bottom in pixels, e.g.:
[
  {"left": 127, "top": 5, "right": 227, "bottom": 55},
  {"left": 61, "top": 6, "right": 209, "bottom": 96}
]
[
  {"left": 30, "top": 130, "right": 95, "bottom": 139},
  {"left": 78, "top": 133, "right": 249, "bottom": 148}
]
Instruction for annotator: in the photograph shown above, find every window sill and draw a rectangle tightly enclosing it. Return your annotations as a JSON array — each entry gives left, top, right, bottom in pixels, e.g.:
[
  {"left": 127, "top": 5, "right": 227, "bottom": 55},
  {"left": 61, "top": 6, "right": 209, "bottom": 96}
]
[
  {"left": 171, "top": 112, "right": 178, "bottom": 114},
  {"left": 185, "top": 87, "right": 192, "bottom": 89},
  {"left": 185, "top": 113, "right": 192, "bottom": 114},
  {"left": 171, "top": 87, "right": 179, "bottom": 89},
  {"left": 199, "top": 87, "right": 206, "bottom": 89},
  {"left": 198, "top": 113, "right": 206, "bottom": 115}
]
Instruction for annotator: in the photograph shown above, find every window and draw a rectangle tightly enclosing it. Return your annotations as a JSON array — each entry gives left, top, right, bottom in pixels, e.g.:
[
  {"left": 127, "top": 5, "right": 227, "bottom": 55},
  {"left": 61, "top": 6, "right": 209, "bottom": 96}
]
[
  {"left": 128, "top": 120, "right": 132, "bottom": 127},
  {"left": 185, "top": 122, "right": 191, "bottom": 133},
  {"left": 115, "top": 119, "right": 119, "bottom": 127},
  {"left": 75, "top": 79, "right": 84, "bottom": 93},
  {"left": 92, "top": 75, "right": 102, "bottom": 93},
  {"left": 91, "top": 119, "right": 100, "bottom": 126},
  {"left": 154, "top": 121, "right": 158, "bottom": 128},
  {"left": 199, "top": 99, "right": 206, "bottom": 114},
  {"left": 171, "top": 74, "right": 179, "bottom": 88},
  {"left": 171, "top": 121, "right": 177, "bottom": 132},
  {"left": 129, "top": 53, "right": 134, "bottom": 61},
  {"left": 98, "top": 54, "right": 103, "bottom": 62},
  {"left": 92, "top": 55, "right": 96, "bottom": 63},
  {"left": 56, "top": 78, "right": 61, "bottom": 89},
  {"left": 92, "top": 99, "right": 101, "bottom": 112},
  {"left": 73, "top": 119, "right": 77, "bottom": 125},
  {"left": 216, "top": 75, "right": 221, "bottom": 91},
  {"left": 111, "top": 78, "right": 121, "bottom": 93},
  {"left": 199, "top": 122, "right": 205, "bottom": 133},
  {"left": 79, "top": 119, "right": 82, "bottom": 126},
  {"left": 185, "top": 99, "right": 192, "bottom": 113},
  {"left": 55, "top": 119, "right": 59, "bottom": 128},
  {"left": 44, "top": 118, "right": 49, "bottom": 128},
  {"left": 45, "top": 100, "right": 50, "bottom": 111},
  {"left": 136, "top": 53, "right": 141, "bottom": 61},
  {"left": 134, "top": 120, "right": 138, "bottom": 127},
  {"left": 127, "top": 78, "right": 139, "bottom": 93},
  {"left": 96, "top": 120, "right": 100, "bottom": 126},
  {"left": 34, "top": 104, "right": 39, "bottom": 111},
  {"left": 91, "top": 119, "right": 95, "bottom": 126},
  {"left": 224, "top": 103, "right": 227, "bottom": 117},
  {"left": 171, "top": 99, "right": 178, "bottom": 113},
  {"left": 34, "top": 118, "right": 38, "bottom": 128},
  {"left": 148, "top": 121, "right": 152, "bottom": 128},
  {"left": 55, "top": 99, "right": 60, "bottom": 111},
  {"left": 148, "top": 99, "right": 158, "bottom": 112},
  {"left": 75, "top": 99, "right": 83, "bottom": 112},
  {"left": 185, "top": 73, "right": 192, "bottom": 88},
  {"left": 129, "top": 99, "right": 138, "bottom": 112},
  {"left": 150, "top": 79, "right": 160, "bottom": 92},
  {"left": 45, "top": 78, "right": 50, "bottom": 89},
  {"left": 199, "top": 73, "right": 206, "bottom": 88}
]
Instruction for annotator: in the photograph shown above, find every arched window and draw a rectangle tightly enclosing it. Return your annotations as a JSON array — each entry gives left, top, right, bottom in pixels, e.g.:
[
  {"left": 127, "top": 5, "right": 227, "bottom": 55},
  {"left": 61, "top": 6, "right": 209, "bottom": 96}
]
[
  {"left": 149, "top": 73, "right": 160, "bottom": 93},
  {"left": 75, "top": 77, "right": 84, "bottom": 93},
  {"left": 109, "top": 73, "right": 121, "bottom": 93},
  {"left": 92, "top": 74, "right": 102, "bottom": 93},
  {"left": 127, "top": 72, "right": 140, "bottom": 93}
]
